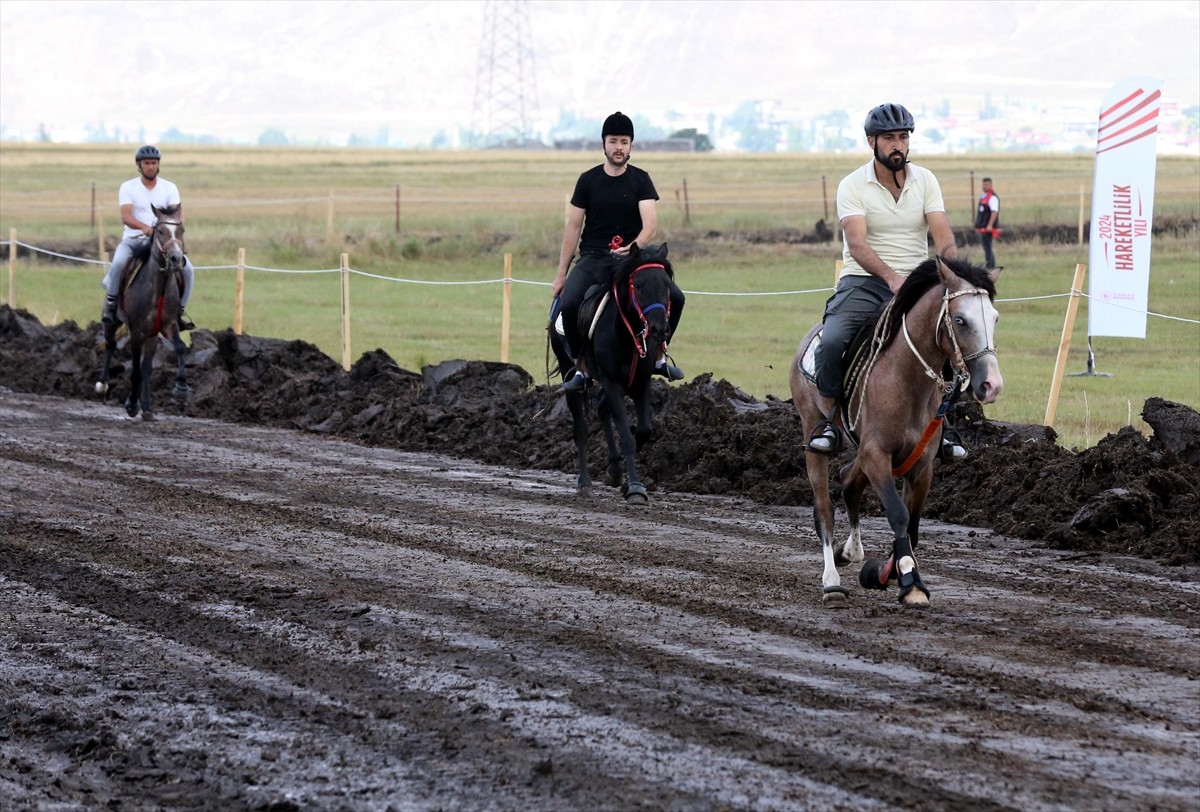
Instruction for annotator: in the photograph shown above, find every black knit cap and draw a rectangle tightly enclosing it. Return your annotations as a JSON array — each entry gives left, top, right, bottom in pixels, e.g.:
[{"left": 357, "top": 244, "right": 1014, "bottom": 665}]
[{"left": 602, "top": 111, "right": 634, "bottom": 140}]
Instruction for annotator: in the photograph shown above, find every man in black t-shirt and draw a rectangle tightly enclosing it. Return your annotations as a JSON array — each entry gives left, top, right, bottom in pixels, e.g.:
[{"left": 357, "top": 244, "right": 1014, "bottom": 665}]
[{"left": 551, "top": 111, "right": 685, "bottom": 392}]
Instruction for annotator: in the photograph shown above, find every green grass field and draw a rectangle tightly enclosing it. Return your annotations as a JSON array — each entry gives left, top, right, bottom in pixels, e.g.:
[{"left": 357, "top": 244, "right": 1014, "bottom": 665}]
[{"left": 2, "top": 144, "right": 1197, "bottom": 450}]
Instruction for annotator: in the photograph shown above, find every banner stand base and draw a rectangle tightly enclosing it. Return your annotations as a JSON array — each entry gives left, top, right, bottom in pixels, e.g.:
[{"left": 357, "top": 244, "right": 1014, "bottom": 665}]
[{"left": 1068, "top": 341, "right": 1114, "bottom": 378}]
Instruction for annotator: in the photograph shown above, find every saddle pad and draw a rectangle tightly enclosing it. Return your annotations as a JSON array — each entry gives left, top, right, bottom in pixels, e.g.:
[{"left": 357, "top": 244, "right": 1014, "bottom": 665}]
[{"left": 799, "top": 329, "right": 821, "bottom": 383}]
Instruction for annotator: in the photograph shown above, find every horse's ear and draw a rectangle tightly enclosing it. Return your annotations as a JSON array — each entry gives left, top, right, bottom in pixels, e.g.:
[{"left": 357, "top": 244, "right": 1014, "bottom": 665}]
[
  {"left": 629, "top": 242, "right": 640, "bottom": 259},
  {"left": 935, "top": 255, "right": 956, "bottom": 286},
  {"left": 661, "top": 242, "right": 668, "bottom": 258},
  {"left": 987, "top": 266, "right": 1003, "bottom": 283}
]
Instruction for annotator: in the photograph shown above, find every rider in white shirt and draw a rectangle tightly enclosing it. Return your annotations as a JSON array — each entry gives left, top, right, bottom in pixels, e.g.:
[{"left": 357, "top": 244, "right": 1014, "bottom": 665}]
[{"left": 101, "top": 145, "right": 195, "bottom": 330}]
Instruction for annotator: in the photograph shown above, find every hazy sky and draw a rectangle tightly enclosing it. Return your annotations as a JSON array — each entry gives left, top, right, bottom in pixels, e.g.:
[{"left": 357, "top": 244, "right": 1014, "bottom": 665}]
[{"left": 1, "top": 0, "right": 1197, "bottom": 144}]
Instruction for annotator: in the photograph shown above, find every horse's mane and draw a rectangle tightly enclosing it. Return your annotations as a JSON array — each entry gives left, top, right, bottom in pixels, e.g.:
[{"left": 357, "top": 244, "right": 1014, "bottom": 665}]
[{"left": 878, "top": 256, "right": 995, "bottom": 349}]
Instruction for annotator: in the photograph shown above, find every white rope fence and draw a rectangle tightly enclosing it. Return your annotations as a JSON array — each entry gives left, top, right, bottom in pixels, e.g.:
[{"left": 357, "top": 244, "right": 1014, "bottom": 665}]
[{"left": 5, "top": 237, "right": 1199, "bottom": 321}]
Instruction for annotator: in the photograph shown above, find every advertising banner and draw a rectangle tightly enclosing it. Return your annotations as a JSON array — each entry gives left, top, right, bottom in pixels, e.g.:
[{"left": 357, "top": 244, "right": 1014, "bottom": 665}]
[{"left": 1087, "top": 77, "right": 1162, "bottom": 338}]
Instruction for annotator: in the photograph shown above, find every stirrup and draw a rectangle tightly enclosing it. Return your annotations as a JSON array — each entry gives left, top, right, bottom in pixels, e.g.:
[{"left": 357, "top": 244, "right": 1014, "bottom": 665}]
[
  {"left": 178, "top": 308, "right": 195, "bottom": 331},
  {"left": 101, "top": 297, "right": 118, "bottom": 325},
  {"left": 807, "top": 420, "right": 840, "bottom": 455},
  {"left": 561, "top": 368, "right": 589, "bottom": 393}
]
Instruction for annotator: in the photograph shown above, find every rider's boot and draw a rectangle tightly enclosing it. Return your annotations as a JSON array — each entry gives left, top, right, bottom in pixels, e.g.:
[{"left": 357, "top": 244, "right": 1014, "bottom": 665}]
[
  {"left": 101, "top": 295, "right": 118, "bottom": 325},
  {"left": 807, "top": 395, "right": 840, "bottom": 454},
  {"left": 178, "top": 308, "right": 195, "bottom": 331},
  {"left": 940, "top": 424, "right": 969, "bottom": 461},
  {"left": 561, "top": 368, "right": 589, "bottom": 393},
  {"left": 653, "top": 350, "right": 685, "bottom": 381}
]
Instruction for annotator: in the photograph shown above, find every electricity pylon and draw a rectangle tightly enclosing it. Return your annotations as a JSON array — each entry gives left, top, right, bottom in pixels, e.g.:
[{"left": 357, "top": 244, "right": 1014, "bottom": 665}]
[{"left": 471, "top": 0, "right": 540, "bottom": 148}]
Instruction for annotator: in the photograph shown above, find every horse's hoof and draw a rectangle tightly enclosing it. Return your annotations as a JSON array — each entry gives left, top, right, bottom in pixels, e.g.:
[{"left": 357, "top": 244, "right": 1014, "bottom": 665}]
[
  {"left": 576, "top": 485, "right": 593, "bottom": 499},
  {"left": 94, "top": 381, "right": 108, "bottom": 395},
  {"left": 142, "top": 411, "right": 156, "bottom": 422},
  {"left": 623, "top": 483, "right": 649, "bottom": 506},
  {"left": 822, "top": 586, "right": 851, "bottom": 608},
  {"left": 173, "top": 384, "right": 191, "bottom": 400},
  {"left": 125, "top": 400, "right": 139, "bottom": 418},
  {"left": 900, "top": 591, "right": 930, "bottom": 608},
  {"left": 859, "top": 558, "right": 892, "bottom": 591}
]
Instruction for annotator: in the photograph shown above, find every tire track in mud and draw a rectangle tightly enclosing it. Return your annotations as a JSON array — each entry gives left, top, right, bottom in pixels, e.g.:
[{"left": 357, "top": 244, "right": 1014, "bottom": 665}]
[{"left": 3, "top": 392, "right": 1199, "bottom": 810}]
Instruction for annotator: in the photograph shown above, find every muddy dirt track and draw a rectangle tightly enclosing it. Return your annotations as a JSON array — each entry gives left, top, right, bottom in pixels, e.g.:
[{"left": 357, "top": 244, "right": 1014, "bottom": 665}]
[{"left": 2, "top": 307, "right": 1199, "bottom": 811}]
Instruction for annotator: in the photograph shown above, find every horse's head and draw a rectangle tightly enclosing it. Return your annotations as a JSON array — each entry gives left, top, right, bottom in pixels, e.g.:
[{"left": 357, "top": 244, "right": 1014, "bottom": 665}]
[
  {"left": 151, "top": 204, "right": 186, "bottom": 274},
  {"left": 936, "top": 256, "right": 1003, "bottom": 404},
  {"left": 614, "top": 243, "right": 674, "bottom": 352}
]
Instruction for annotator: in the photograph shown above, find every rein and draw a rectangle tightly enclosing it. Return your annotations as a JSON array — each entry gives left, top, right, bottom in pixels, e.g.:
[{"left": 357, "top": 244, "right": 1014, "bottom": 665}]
[{"left": 614, "top": 262, "right": 670, "bottom": 387}]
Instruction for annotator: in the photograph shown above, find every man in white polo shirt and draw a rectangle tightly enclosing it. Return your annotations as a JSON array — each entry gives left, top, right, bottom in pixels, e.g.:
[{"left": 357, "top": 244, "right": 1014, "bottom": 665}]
[
  {"left": 100, "top": 145, "right": 195, "bottom": 330},
  {"left": 809, "top": 103, "right": 966, "bottom": 459}
]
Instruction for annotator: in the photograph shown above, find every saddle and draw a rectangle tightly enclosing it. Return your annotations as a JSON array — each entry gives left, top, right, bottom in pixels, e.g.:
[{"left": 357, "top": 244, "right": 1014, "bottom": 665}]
[
  {"left": 552, "top": 283, "right": 613, "bottom": 344},
  {"left": 798, "top": 315, "right": 880, "bottom": 395}
]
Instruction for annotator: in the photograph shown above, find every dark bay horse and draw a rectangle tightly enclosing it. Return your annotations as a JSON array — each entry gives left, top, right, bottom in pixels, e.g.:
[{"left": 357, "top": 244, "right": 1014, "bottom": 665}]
[
  {"left": 790, "top": 256, "right": 1002, "bottom": 608},
  {"left": 95, "top": 204, "right": 189, "bottom": 420},
  {"left": 550, "top": 243, "right": 678, "bottom": 505}
]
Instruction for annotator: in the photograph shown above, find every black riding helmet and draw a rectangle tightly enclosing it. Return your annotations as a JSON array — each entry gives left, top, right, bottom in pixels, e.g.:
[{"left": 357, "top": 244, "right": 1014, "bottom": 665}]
[
  {"left": 602, "top": 111, "right": 634, "bottom": 140},
  {"left": 864, "top": 103, "right": 915, "bottom": 136},
  {"left": 135, "top": 145, "right": 161, "bottom": 162}
]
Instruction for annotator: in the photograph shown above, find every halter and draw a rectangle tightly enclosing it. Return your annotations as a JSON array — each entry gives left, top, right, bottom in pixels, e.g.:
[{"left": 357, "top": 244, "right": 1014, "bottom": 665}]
[{"left": 615, "top": 262, "right": 670, "bottom": 387}]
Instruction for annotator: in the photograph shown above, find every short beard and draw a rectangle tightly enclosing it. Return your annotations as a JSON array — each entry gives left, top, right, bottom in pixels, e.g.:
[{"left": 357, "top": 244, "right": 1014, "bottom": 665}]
[{"left": 874, "top": 145, "right": 907, "bottom": 172}]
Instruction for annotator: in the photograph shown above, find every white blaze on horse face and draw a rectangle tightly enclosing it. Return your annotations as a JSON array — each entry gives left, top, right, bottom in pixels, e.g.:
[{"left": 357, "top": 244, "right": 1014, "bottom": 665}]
[{"left": 964, "top": 294, "right": 1003, "bottom": 404}]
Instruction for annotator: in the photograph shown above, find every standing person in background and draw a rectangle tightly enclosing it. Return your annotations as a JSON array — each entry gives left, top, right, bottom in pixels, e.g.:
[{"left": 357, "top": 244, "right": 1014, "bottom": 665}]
[
  {"left": 975, "top": 177, "right": 1001, "bottom": 270},
  {"left": 551, "top": 111, "right": 685, "bottom": 392},
  {"left": 809, "top": 102, "right": 968, "bottom": 460},
  {"left": 101, "top": 145, "right": 195, "bottom": 331}
]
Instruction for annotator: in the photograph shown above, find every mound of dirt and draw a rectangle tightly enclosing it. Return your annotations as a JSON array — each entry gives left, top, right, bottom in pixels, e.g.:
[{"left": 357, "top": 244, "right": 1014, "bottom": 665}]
[{"left": 2, "top": 304, "right": 1196, "bottom": 564}]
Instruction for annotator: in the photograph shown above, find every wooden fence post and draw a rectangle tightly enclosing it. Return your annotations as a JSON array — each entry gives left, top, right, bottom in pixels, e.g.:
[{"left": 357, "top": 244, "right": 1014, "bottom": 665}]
[
  {"left": 326, "top": 190, "right": 335, "bottom": 248},
  {"left": 97, "top": 208, "right": 107, "bottom": 264},
  {"left": 234, "top": 247, "right": 246, "bottom": 335},
  {"left": 501, "top": 253, "right": 512, "bottom": 363},
  {"left": 6, "top": 228, "right": 15, "bottom": 307},
  {"left": 1045, "top": 263, "right": 1088, "bottom": 427},
  {"left": 682, "top": 178, "right": 691, "bottom": 226},
  {"left": 395, "top": 184, "right": 401, "bottom": 234},
  {"left": 1078, "top": 186, "right": 1086, "bottom": 245},
  {"left": 340, "top": 252, "right": 352, "bottom": 371}
]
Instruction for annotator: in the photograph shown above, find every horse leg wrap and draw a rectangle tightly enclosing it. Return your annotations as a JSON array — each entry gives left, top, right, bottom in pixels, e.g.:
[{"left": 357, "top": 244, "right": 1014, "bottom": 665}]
[{"left": 897, "top": 568, "right": 930, "bottom": 603}]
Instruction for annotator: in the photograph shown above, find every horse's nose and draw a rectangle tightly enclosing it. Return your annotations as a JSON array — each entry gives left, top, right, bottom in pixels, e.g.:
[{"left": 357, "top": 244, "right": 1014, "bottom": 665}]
[{"left": 976, "top": 372, "right": 1003, "bottom": 404}]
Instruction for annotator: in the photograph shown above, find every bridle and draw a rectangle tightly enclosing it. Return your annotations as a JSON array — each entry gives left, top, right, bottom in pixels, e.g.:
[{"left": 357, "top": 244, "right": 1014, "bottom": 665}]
[
  {"left": 903, "top": 285, "right": 998, "bottom": 395},
  {"left": 615, "top": 262, "right": 671, "bottom": 386},
  {"left": 852, "top": 282, "right": 999, "bottom": 477},
  {"left": 153, "top": 219, "right": 185, "bottom": 273}
]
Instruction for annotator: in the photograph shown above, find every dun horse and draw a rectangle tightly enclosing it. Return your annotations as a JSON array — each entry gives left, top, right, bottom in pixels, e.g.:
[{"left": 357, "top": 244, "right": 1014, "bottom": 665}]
[
  {"left": 96, "top": 204, "right": 190, "bottom": 420},
  {"left": 550, "top": 243, "right": 678, "bottom": 505},
  {"left": 790, "top": 256, "right": 1002, "bottom": 607}
]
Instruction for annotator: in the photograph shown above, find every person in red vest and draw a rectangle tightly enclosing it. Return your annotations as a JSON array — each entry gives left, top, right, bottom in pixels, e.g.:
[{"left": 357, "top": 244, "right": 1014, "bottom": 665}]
[{"left": 975, "top": 177, "right": 1001, "bottom": 270}]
